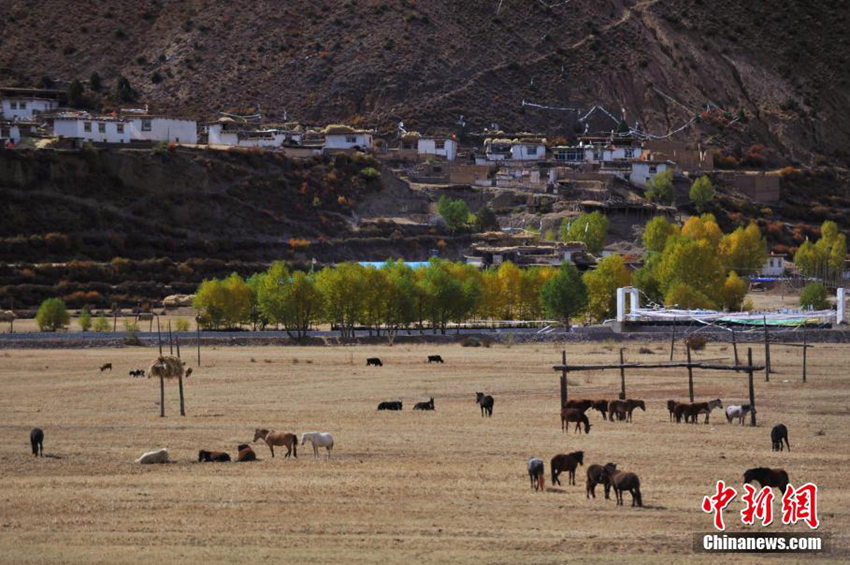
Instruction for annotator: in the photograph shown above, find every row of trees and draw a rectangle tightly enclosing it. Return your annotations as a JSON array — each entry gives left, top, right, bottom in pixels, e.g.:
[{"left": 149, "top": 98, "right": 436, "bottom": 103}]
[{"left": 793, "top": 220, "right": 847, "bottom": 284}]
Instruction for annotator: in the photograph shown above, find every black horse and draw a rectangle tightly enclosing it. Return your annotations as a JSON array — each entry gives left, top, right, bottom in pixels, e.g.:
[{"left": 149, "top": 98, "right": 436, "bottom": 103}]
[
  {"left": 413, "top": 397, "right": 434, "bottom": 410},
  {"left": 475, "top": 392, "right": 494, "bottom": 417},
  {"left": 771, "top": 424, "right": 790, "bottom": 452},
  {"left": 744, "top": 467, "right": 789, "bottom": 492},
  {"left": 198, "top": 450, "right": 231, "bottom": 462},
  {"left": 427, "top": 355, "right": 444, "bottom": 363},
  {"left": 378, "top": 400, "right": 403, "bottom": 411},
  {"left": 366, "top": 357, "right": 383, "bottom": 367},
  {"left": 30, "top": 428, "right": 44, "bottom": 457}
]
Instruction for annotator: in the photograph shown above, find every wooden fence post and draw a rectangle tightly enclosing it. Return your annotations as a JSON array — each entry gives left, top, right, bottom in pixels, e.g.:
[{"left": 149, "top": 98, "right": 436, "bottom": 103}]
[
  {"left": 560, "top": 350, "right": 568, "bottom": 408},
  {"left": 669, "top": 321, "right": 676, "bottom": 361},
  {"left": 176, "top": 334, "right": 181, "bottom": 359},
  {"left": 687, "top": 344, "right": 694, "bottom": 403},
  {"left": 196, "top": 319, "right": 201, "bottom": 367},
  {"left": 802, "top": 333, "right": 807, "bottom": 383},
  {"left": 747, "top": 348, "right": 757, "bottom": 427},
  {"left": 763, "top": 316, "right": 771, "bottom": 382},
  {"left": 168, "top": 320, "right": 173, "bottom": 355},
  {"left": 178, "top": 369, "right": 185, "bottom": 417},
  {"left": 619, "top": 348, "right": 626, "bottom": 400},
  {"left": 156, "top": 315, "right": 162, "bottom": 356},
  {"left": 159, "top": 375, "right": 165, "bottom": 418},
  {"left": 731, "top": 328, "right": 739, "bottom": 366}
]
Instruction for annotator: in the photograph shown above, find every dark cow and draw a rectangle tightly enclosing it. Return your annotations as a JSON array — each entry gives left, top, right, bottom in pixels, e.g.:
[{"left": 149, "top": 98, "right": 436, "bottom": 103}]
[
  {"left": 366, "top": 357, "right": 383, "bottom": 367},
  {"left": 378, "top": 400, "right": 403, "bottom": 411},
  {"left": 413, "top": 397, "right": 434, "bottom": 411},
  {"left": 427, "top": 355, "right": 444, "bottom": 364}
]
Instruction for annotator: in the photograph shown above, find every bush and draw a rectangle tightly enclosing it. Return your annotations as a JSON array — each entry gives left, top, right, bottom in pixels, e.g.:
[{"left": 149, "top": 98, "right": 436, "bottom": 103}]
[
  {"left": 93, "top": 314, "right": 111, "bottom": 332},
  {"left": 684, "top": 335, "right": 707, "bottom": 351},
  {"left": 36, "top": 298, "right": 70, "bottom": 331},
  {"left": 78, "top": 308, "right": 92, "bottom": 331},
  {"left": 175, "top": 318, "right": 191, "bottom": 332},
  {"left": 359, "top": 166, "right": 380, "bottom": 179},
  {"left": 799, "top": 282, "right": 829, "bottom": 310}
]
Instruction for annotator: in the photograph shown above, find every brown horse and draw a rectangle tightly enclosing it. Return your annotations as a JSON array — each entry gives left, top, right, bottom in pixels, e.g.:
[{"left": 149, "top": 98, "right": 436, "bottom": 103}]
[
  {"left": 591, "top": 400, "right": 608, "bottom": 420},
  {"left": 586, "top": 463, "right": 613, "bottom": 499},
  {"left": 623, "top": 399, "right": 645, "bottom": 422},
  {"left": 253, "top": 428, "right": 297, "bottom": 458},
  {"left": 602, "top": 463, "right": 642, "bottom": 507},
  {"left": 667, "top": 400, "right": 680, "bottom": 422},
  {"left": 564, "top": 399, "right": 593, "bottom": 413},
  {"left": 198, "top": 450, "right": 230, "bottom": 462},
  {"left": 561, "top": 408, "right": 591, "bottom": 434},
  {"left": 607, "top": 399, "right": 629, "bottom": 422},
  {"left": 744, "top": 467, "right": 789, "bottom": 492},
  {"left": 551, "top": 451, "right": 584, "bottom": 486},
  {"left": 683, "top": 399, "right": 723, "bottom": 424},
  {"left": 236, "top": 444, "right": 256, "bottom": 462}
]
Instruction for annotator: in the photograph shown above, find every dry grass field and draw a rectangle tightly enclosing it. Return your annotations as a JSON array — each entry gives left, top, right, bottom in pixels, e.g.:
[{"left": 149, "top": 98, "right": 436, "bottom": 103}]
[{"left": 0, "top": 342, "right": 848, "bottom": 563}]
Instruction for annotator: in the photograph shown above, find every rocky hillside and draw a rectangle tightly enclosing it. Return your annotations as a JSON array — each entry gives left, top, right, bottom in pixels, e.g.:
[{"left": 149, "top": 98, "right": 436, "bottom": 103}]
[{"left": 1, "top": 0, "right": 848, "bottom": 166}]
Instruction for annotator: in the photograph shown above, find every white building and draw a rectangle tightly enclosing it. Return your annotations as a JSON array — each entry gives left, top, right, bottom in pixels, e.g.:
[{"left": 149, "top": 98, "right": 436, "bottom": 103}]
[
  {"left": 322, "top": 126, "right": 373, "bottom": 152},
  {"left": 53, "top": 114, "right": 198, "bottom": 144},
  {"left": 417, "top": 136, "right": 457, "bottom": 161},
  {"left": 761, "top": 253, "right": 785, "bottom": 277},
  {"left": 630, "top": 161, "right": 672, "bottom": 187},
  {"left": 0, "top": 87, "right": 63, "bottom": 121},
  {"left": 510, "top": 141, "right": 546, "bottom": 161},
  {"left": 1, "top": 122, "right": 22, "bottom": 145},
  {"left": 208, "top": 122, "right": 303, "bottom": 148}
]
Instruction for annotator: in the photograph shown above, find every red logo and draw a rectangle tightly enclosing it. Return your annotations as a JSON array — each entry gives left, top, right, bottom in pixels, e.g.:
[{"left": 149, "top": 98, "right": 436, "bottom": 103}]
[
  {"left": 702, "top": 481, "right": 819, "bottom": 530},
  {"left": 702, "top": 480, "right": 737, "bottom": 531},
  {"left": 782, "top": 483, "right": 819, "bottom": 529}
]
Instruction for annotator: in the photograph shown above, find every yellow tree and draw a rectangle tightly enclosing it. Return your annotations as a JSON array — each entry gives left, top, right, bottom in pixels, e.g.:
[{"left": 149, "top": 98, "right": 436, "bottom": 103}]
[
  {"left": 720, "top": 271, "right": 747, "bottom": 311},
  {"left": 681, "top": 214, "right": 723, "bottom": 248},
  {"left": 496, "top": 261, "right": 522, "bottom": 319},
  {"left": 658, "top": 237, "right": 725, "bottom": 307},
  {"left": 642, "top": 216, "right": 679, "bottom": 253},
  {"left": 583, "top": 255, "right": 632, "bottom": 322},
  {"left": 718, "top": 221, "right": 768, "bottom": 275}
]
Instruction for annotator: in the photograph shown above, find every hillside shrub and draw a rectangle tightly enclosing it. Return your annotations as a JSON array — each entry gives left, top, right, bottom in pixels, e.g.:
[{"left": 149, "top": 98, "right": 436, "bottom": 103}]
[
  {"left": 36, "top": 298, "right": 70, "bottom": 331},
  {"left": 78, "top": 308, "right": 92, "bottom": 331}
]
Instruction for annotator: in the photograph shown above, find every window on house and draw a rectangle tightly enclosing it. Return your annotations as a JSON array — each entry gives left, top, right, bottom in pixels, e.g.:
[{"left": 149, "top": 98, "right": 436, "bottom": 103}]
[
  {"left": 527, "top": 146, "right": 538, "bottom": 156},
  {"left": 345, "top": 135, "right": 357, "bottom": 143},
  {"left": 116, "top": 123, "right": 124, "bottom": 134},
  {"left": 435, "top": 140, "right": 445, "bottom": 149},
  {"left": 649, "top": 166, "right": 657, "bottom": 174},
  {"left": 10, "top": 102, "right": 17, "bottom": 109},
  {"left": 98, "top": 123, "right": 106, "bottom": 133},
  {"left": 83, "top": 122, "right": 91, "bottom": 132},
  {"left": 20, "top": 102, "right": 26, "bottom": 110},
  {"left": 141, "top": 119, "right": 152, "bottom": 132}
]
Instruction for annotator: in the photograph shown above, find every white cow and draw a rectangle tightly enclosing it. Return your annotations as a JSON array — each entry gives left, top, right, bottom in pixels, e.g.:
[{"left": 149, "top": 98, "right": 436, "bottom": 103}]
[{"left": 136, "top": 448, "right": 169, "bottom": 464}]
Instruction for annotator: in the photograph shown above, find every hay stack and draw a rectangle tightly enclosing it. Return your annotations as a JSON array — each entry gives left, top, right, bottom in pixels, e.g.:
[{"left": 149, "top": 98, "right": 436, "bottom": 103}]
[
  {"left": 148, "top": 356, "right": 185, "bottom": 379},
  {"left": 0, "top": 310, "right": 16, "bottom": 322}
]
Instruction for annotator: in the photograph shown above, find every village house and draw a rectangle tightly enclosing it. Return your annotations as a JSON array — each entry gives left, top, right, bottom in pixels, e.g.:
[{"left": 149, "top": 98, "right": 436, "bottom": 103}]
[
  {"left": 629, "top": 160, "right": 673, "bottom": 187},
  {"left": 207, "top": 118, "right": 303, "bottom": 148},
  {"left": 0, "top": 87, "right": 64, "bottom": 121},
  {"left": 760, "top": 252, "right": 786, "bottom": 277},
  {"left": 478, "top": 134, "right": 547, "bottom": 163},
  {"left": 1, "top": 122, "right": 22, "bottom": 145},
  {"left": 418, "top": 134, "right": 457, "bottom": 161},
  {"left": 322, "top": 125, "right": 374, "bottom": 153},
  {"left": 465, "top": 240, "right": 589, "bottom": 269},
  {"left": 52, "top": 111, "right": 198, "bottom": 144}
]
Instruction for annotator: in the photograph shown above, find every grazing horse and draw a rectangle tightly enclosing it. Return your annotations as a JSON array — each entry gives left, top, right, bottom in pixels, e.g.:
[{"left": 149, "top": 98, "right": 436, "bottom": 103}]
[
  {"left": 377, "top": 400, "right": 403, "bottom": 411},
  {"left": 551, "top": 451, "right": 584, "bottom": 486},
  {"left": 253, "top": 428, "right": 298, "bottom": 458},
  {"left": 30, "top": 428, "right": 44, "bottom": 457},
  {"left": 236, "top": 444, "right": 256, "bottom": 462},
  {"left": 687, "top": 399, "right": 723, "bottom": 424},
  {"left": 129, "top": 369, "right": 145, "bottom": 378},
  {"left": 527, "top": 458, "right": 545, "bottom": 491},
  {"left": 560, "top": 408, "right": 591, "bottom": 434},
  {"left": 586, "top": 463, "right": 613, "bottom": 499},
  {"left": 475, "top": 393, "right": 494, "bottom": 417},
  {"left": 607, "top": 400, "right": 628, "bottom": 422},
  {"left": 591, "top": 400, "right": 608, "bottom": 420},
  {"left": 198, "top": 450, "right": 231, "bottom": 462},
  {"left": 413, "top": 397, "right": 434, "bottom": 411},
  {"left": 744, "top": 467, "right": 789, "bottom": 492},
  {"left": 771, "top": 424, "right": 790, "bottom": 452},
  {"left": 602, "top": 463, "right": 642, "bottom": 507},
  {"left": 667, "top": 400, "right": 679, "bottom": 422},
  {"left": 301, "top": 432, "right": 334, "bottom": 458},
  {"left": 564, "top": 399, "right": 593, "bottom": 413},
  {"left": 100, "top": 363, "right": 112, "bottom": 372},
  {"left": 725, "top": 404, "right": 755, "bottom": 425},
  {"left": 185, "top": 368, "right": 193, "bottom": 379},
  {"left": 427, "top": 355, "right": 444, "bottom": 363},
  {"left": 136, "top": 448, "right": 169, "bottom": 464},
  {"left": 624, "top": 399, "right": 645, "bottom": 422},
  {"left": 366, "top": 357, "right": 383, "bottom": 367}
]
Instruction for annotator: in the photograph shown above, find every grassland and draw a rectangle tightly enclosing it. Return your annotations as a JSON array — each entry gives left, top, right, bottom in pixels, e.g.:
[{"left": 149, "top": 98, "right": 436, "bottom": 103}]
[{"left": 0, "top": 342, "right": 847, "bottom": 563}]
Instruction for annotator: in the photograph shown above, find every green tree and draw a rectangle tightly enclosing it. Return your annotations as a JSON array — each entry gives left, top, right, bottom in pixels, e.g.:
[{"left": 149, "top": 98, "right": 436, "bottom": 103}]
[
  {"left": 657, "top": 237, "right": 725, "bottom": 307},
  {"left": 631, "top": 253, "right": 664, "bottom": 306},
  {"left": 78, "top": 308, "right": 92, "bottom": 331},
  {"left": 799, "top": 282, "right": 829, "bottom": 310},
  {"left": 794, "top": 220, "right": 847, "bottom": 281},
  {"left": 583, "top": 255, "right": 632, "bottom": 322},
  {"left": 719, "top": 221, "right": 767, "bottom": 275},
  {"left": 67, "top": 79, "right": 85, "bottom": 108},
  {"left": 92, "top": 314, "right": 110, "bottom": 332},
  {"left": 382, "top": 260, "right": 418, "bottom": 338},
  {"left": 720, "top": 271, "right": 747, "bottom": 311},
  {"left": 36, "top": 298, "right": 70, "bottom": 331},
  {"left": 646, "top": 169, "right": 675, "bottom": 205},
  {"left": 689, "top": 176, "right": 716, "bottom": 213},
  {"left": 89, "top": 72, "right": 102, "bottom": 91},
  {"left": 316, "top": 262, "right": 367, "bottom": 338},
  {"left": 115, "top": 75, "right": 136, "bottom": 102},
  {"left": 664, "top": 283, "right": 715, "bottom": 309},
  {"left": 540, "top": 262, "right": 587, "bottom": 327},
  {"left": 421, "top": 259, "right": 465, "bottom": 334},
  {"left": 256, "top": 262, "right": 322, "bottom": 338},
  {"left": 642, "top": 215, "right": 677, "bottom": 254},
  {"left": 562, "top": 211, "right": 609, "bottom": 254},
  {"left": 437, "top": 196, "right": 470, "bottom": 233},
  {"left": 476, "top": 206, "right": 498, "bottom": 232}
]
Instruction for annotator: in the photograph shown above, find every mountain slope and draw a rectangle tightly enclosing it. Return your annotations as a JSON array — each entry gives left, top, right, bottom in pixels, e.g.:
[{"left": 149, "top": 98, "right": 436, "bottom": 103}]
[{"left": 1, "top": 0, "right": 847, "bottom": 165}]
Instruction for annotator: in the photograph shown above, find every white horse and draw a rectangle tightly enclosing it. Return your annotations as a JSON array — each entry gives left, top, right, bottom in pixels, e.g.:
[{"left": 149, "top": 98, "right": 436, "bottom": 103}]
[
  {"left": 301, "top": 432, "right": 334, "bottom": 459},
  {"left": 136, "top": 448, "right": 169, "bottom": 464},
  {"left": 725, "top": 404, "right": 755, "bottom": 425}
]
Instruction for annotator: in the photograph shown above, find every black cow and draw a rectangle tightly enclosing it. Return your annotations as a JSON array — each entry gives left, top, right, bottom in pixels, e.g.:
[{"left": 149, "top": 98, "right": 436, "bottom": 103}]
[
  {"left": 366, "top": 357, "right": 383, "bottom": 367},
  {"left": 427, "top": 355, "right": 444, "bottom": 364},
  {"left": 378, "top": 400, "right": 403, "bottom": 411},
  {"left": 413, "top": 397, "right": 435, "bottom": 410}
]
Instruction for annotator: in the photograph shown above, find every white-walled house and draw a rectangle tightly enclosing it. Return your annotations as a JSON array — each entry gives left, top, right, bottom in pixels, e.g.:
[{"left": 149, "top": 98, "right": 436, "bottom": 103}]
[
  {"left": 1, "top": 122, "right": 22, "bottom": 145},
  {"left": 208, "top": 122, "right": 303, "bottom": 148},
  {"left": 0, "top": 86, "right": 63, "bottom": 121},
  {"left": 510, "top": 141, "right": 546, "bottom": 161},
  {"left": 417, "top": 136, "right": 457, "bottom": 161},
  {"left": 53, "top": 113, "right": 198, "bottom": 144},
  {"left": 322, "top": 126, "right": 373, "bottom": 152},
  {"left": 761, "top": 253, "right": 786, "bottom": 277},
  {"left": 629, "top": 161, "right": 672, "bottom": 187}
]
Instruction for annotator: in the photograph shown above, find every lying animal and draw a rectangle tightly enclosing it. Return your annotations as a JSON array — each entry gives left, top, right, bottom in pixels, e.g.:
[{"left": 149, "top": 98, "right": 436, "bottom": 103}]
[
  {"left": 198, "top": 450, "right": 231, "bottom": 462},
  {"left": 366, "top": 357, "right": 383, "bottom": 367},
  {"left": 136, "top": 448, "right": 169, "bottom": 464},
  {"left": 413, "top": 397, "right": 434, "bottom": 410},
  {"left": 236, "top": 444, "right": 257, "bottom": 462},
  {"left": 30, "top": 427, "right": 44, "bottom": 457},
  {"left": 378, "top": 400, "right": 403, "bottom": 411},
  {"left": 427, "top": 355, "right": 444, "bottom": 363}
]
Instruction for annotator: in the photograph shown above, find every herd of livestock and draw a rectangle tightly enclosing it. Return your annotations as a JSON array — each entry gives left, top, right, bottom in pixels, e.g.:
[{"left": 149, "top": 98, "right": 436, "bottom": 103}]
[{"left": 26, "top": 353, "right": 795, "bottom": 508}]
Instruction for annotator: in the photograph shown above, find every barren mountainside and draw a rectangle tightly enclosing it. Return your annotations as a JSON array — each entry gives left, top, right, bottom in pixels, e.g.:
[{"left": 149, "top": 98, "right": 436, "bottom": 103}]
[{"left": 1, "top": 0, "right": 848, "bottom": 165}]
